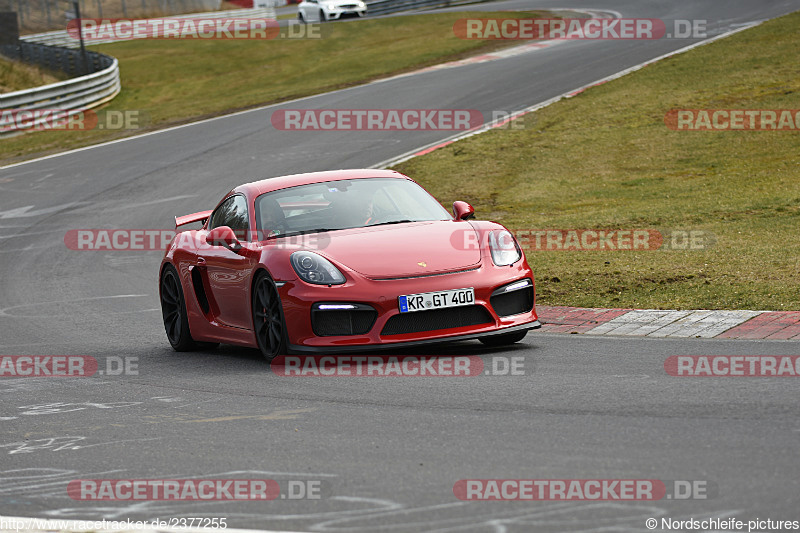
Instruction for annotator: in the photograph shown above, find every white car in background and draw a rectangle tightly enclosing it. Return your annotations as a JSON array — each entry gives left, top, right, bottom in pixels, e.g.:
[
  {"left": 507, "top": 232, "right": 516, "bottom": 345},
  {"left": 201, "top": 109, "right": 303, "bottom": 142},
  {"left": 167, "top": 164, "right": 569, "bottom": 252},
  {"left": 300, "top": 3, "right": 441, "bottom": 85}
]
[{"left": 298, "top": 0, "right": 367, "bottom": 22}]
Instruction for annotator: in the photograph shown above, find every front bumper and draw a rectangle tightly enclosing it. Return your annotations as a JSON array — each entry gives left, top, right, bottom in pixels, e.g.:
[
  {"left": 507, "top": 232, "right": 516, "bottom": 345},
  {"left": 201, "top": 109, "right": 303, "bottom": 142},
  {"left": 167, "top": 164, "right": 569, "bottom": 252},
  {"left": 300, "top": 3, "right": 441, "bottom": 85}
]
[
  {"left": 326, "top": 8, "right": 366, "bottom": 19},
  {"left": 278, "top": 260, "right": 539, "bottom": 351},
  {"left": 287, "top": 320, "right": 541, "bottom": 354}
]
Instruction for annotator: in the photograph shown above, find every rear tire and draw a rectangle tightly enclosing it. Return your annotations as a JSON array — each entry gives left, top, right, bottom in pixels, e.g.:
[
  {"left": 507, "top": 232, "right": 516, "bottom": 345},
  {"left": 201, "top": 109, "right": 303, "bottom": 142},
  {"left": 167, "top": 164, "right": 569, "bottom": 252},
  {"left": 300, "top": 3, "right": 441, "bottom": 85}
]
[
  {"left": 252, "top": 271, "right": 288, "bottom": 362},
  {"left": 298, "top": 12, "right": 305, "bottom": 22},
  {"left": 479, "top": 329, "right": 528, "bottom": 347},
  {"left": 160, "top": 264, "right": 197, "bottom": 351}
]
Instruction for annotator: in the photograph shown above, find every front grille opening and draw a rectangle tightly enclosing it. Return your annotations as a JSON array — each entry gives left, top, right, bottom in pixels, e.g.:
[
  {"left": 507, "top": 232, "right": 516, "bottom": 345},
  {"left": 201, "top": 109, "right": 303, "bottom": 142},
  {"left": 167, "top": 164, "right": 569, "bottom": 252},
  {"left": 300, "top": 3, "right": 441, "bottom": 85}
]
[
  {"left": 311, "top": 304, "right": 377, "bottom": 336},
  {"left": 381, "top": 305, "right": 493, "bottom": 336},
  {"left": 490, "top": 282, "right": 534, "bottom": 317}
]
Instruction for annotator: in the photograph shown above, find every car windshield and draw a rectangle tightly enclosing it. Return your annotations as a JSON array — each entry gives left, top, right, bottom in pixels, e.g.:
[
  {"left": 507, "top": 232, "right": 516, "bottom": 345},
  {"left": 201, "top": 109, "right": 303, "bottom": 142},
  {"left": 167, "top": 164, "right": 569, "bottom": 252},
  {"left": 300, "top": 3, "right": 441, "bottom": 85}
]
[{"left": 254, "top": 177, "right": 451, "bottom": 239}]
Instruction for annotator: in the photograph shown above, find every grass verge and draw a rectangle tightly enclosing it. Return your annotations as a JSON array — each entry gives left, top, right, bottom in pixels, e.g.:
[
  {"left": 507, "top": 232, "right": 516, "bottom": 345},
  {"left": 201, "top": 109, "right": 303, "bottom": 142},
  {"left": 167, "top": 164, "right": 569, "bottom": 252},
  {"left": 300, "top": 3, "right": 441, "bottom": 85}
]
[
  {"left": 0, "top": 56, "right": 67, "bottom": 93},
  {"left": 0, "top": 10, "right": 545, "bottom": 165},
  {"left": 394, "top": 11, "right": 800, "bottom": 311}
]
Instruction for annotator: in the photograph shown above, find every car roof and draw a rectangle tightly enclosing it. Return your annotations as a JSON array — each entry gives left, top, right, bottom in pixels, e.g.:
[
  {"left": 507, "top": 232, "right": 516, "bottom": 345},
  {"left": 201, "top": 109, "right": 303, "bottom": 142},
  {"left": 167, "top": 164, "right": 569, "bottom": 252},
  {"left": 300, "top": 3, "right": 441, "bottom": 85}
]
[{"left": 233, "top": 169, "right": 412, "bottom": 198}]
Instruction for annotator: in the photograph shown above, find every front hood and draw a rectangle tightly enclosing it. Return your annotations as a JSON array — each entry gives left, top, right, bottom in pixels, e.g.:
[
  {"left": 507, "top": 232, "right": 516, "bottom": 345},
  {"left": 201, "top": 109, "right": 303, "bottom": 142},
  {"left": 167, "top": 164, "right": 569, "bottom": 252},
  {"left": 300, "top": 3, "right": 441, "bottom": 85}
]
[
  {"left": 324, "top": 0, "right": 361, "bottom": 6},
  {"left": 320, "top": 221, "right": 481, "bottom": 278}
]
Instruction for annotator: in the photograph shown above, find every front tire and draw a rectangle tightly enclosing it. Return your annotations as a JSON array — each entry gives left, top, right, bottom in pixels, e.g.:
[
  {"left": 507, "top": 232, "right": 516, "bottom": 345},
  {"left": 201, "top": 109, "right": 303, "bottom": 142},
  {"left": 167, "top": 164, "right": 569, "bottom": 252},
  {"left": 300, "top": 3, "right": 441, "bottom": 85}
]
[
  {"left": 160, "top": 264, "right": 197, "bottom": 351},
  {"left": 318, "top": 9, "right": 326, "bottom": 21},
  {"left": 479, "top": 329, "right": 528, "bottom": 347},
  {"left": 252, "top": 271, "right": 287, "bottom": 362}
]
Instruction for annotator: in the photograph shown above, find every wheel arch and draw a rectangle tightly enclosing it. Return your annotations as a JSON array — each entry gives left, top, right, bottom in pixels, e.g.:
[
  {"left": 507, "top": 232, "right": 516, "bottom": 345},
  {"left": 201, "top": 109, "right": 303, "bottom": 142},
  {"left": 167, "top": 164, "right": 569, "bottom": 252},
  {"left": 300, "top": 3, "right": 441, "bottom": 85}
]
[
  {"left": 159, "top": 260, "right": 178, "bottom": 297},
  {"left": 250, "top": 266, "right": 281, "bottom": 315},
  {"left": 250, "top": 267, "right": 290, "bottom": 360}
]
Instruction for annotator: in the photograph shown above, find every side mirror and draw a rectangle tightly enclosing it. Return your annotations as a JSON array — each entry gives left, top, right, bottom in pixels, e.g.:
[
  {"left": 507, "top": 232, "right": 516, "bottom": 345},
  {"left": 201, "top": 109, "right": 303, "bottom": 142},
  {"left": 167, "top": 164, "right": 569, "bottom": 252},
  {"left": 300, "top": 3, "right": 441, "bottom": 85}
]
[
  {"left": 206, "top": 226, "right": 242, "bottom": 251},
  {"left": 452, "top": 201, "right": 475, "bottom": 221}
]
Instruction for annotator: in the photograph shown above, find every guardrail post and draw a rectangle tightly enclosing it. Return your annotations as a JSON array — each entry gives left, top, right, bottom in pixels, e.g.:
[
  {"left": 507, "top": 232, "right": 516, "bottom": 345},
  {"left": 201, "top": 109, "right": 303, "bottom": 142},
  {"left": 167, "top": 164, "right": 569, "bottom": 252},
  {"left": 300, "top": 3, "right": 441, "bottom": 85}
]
[
  {"left": 0, "top": 11, "right": 19, "bottom": 45},
  {"left": 14, "top": 0, "right": 22, "bottom": 25},
  {"left": 72, "top": 0, "right": 91, "bottom": 74}
]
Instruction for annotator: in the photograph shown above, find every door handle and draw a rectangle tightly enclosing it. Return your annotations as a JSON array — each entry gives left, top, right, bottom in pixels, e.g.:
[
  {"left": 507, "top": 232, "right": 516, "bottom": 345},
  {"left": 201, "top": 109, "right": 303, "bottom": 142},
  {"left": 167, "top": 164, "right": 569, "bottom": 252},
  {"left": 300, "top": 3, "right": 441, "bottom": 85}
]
[{"left": 197, "top": 257, "right": 206, "bottom": 266}]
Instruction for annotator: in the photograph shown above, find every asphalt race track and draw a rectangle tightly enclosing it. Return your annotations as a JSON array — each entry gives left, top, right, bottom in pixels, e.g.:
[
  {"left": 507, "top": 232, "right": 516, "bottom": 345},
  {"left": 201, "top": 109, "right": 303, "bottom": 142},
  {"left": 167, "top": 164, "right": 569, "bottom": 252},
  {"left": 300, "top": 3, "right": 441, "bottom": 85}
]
[{"left": 1, "top": 1, "right": 800, "bottom": 531}]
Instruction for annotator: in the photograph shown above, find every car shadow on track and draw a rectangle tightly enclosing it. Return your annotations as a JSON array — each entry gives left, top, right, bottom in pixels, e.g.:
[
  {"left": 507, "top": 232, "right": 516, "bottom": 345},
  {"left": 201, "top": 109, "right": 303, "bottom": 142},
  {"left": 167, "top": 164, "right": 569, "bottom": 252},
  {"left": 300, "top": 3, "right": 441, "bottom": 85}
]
[{"left": 158, "top": 339, "right": 538, "bottom": 377}]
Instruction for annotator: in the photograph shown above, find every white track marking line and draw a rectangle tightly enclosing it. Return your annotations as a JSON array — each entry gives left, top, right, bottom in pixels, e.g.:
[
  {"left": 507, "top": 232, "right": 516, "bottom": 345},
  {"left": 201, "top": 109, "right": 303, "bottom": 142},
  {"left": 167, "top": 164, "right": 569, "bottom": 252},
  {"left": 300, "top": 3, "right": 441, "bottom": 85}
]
[
  {"left": 0, "top": 8, "right": 603, "bottom": 172},
  {"left": 372, "top": 21, "right": 761, "bottom": 169}
]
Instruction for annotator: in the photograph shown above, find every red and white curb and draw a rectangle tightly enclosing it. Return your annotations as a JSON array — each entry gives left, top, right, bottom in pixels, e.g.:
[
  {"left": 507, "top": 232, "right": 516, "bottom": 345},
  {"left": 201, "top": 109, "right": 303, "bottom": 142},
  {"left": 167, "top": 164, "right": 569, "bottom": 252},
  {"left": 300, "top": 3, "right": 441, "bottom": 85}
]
[
  {"left": 370, "top": 19, "right": 785, "bottom": 342},
  {"left": 0, "top": 10, "right": 606, "bottom": 171},
  {"left": 537, "top": 306, "right": 800, "bottom": 340},
  {"left": 375, "top": 9, "right": 618, "bottom": 82}
]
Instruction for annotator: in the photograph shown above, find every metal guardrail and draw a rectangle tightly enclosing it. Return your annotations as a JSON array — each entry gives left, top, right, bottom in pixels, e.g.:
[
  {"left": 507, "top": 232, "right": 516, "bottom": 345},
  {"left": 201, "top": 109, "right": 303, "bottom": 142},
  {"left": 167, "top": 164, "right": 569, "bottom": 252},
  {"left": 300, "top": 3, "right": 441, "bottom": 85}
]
[
  {"left": 0, "top": 0, "right": 223, "bottom": 33},
  {"left": 1, "top": 7, "right": 276, "bottom": 136},
  {"left": 1, "top": 1, "right": 450, "bottom": 137},
  {"left": 0, "top": 43, "right": 120, "bottom": 136},
  {"left": 0, "top": 41, "right": 113, "bottom": 76},
  {"left": 365, "top": 0, "right": 454, "bottom": 16},
  {"left": 20, "top": 7, "right": 277, "bottom": 49}
]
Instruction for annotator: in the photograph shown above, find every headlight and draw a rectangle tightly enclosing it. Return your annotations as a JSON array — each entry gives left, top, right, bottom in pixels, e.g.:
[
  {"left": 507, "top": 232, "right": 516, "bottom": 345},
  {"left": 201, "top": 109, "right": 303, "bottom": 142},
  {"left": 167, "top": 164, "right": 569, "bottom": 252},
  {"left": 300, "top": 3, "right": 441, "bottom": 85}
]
[
  {"left": 489, "top": 230, "right": 521, "bottom": 266},
  {"left": 291, "top": 251, "right": 346, "bottom": 285}
]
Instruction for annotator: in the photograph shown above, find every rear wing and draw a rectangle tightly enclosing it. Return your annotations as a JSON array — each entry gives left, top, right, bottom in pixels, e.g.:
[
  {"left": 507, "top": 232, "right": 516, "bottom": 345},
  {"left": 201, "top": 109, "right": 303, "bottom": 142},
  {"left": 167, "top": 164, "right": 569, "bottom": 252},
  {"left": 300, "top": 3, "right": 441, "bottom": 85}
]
[{"left": 175, "top": 210, "right": 212, "bottom": 229}]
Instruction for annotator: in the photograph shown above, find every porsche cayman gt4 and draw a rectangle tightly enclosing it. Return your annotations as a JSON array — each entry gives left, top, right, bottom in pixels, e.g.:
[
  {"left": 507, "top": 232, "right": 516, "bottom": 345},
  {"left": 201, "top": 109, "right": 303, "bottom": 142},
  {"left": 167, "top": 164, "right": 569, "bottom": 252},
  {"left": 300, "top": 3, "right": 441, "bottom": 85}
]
[{"left": 159, "top": 169, "right": 540, "bottom": 360}]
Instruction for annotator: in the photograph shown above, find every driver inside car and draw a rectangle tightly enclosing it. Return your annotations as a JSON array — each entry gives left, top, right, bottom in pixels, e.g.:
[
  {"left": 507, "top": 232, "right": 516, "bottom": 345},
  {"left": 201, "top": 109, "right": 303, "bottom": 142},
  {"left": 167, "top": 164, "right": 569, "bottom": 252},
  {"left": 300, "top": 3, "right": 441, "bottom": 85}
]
[{"left": 259, "top": 197, "right": 286, "bottom": 239}]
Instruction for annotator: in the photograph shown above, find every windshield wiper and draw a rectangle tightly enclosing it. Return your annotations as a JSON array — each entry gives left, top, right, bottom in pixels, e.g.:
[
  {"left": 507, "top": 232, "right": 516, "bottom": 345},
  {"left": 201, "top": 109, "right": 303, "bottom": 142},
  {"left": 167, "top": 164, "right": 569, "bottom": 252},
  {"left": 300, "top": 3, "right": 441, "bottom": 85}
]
[
  {"left": 366, "top": 219, "right": 415, "bottom": 227},
  {"left": 267, "top": 228, "right": 336, "bottom": 239},
  {"left": 267, "top": 221, "right": 417, "bottom": 239}
]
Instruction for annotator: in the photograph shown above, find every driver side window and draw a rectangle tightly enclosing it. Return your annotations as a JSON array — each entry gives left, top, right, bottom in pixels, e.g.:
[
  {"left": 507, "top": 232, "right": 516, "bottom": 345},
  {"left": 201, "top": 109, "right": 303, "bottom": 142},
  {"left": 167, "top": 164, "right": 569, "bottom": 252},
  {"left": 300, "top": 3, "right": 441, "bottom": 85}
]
[{"left": 209, "top": 195, "right": 249, "bottom": 240}]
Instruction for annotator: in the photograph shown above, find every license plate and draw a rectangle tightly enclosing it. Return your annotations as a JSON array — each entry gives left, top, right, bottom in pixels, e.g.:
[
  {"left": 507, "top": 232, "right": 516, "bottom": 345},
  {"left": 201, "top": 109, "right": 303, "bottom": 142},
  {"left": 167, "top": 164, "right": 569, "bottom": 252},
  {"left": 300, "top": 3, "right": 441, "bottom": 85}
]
[{"left": 398, "top": 288, "right": 475, "bottom": 313}]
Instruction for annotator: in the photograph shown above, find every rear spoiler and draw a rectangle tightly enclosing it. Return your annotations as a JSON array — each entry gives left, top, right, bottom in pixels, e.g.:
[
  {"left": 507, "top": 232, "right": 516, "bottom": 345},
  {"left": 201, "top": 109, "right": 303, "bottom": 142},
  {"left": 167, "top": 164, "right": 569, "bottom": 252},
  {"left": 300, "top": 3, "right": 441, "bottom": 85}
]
[{"left": 175, "top": 210, "right": 212, "bottom": 229}]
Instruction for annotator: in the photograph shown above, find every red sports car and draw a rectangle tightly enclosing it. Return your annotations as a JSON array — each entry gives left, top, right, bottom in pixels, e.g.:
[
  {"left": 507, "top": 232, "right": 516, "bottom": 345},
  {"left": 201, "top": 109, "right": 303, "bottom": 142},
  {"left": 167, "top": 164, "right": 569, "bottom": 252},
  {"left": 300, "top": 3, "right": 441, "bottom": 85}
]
[{"left": 159, "top": 169, "right": 540, "bottom": 360}]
